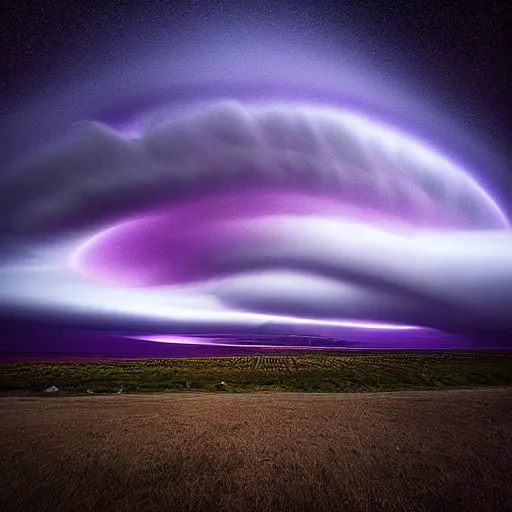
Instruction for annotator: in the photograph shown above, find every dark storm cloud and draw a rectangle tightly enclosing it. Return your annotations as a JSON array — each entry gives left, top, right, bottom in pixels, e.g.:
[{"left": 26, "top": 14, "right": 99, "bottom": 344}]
[{"left": 0, "top": 102, "right": 506, "bottom": 236}]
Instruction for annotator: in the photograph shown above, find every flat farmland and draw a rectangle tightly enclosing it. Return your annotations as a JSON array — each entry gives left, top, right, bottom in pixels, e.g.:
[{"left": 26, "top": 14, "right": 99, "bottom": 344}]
[
  {"left": 1, "top": 352, "right": 511, "bottom": 394},
  {"left": 1, "top": 388, "right": 512, "bottom": 512}
]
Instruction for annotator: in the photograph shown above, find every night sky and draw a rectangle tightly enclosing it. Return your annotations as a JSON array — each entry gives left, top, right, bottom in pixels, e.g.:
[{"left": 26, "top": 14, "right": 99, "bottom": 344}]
[
  {"left": 1, "top": 1, "right": 511, "bottom": 357},
  {"left": 2, "top": 1, "right": 509, "bottom": 163}
]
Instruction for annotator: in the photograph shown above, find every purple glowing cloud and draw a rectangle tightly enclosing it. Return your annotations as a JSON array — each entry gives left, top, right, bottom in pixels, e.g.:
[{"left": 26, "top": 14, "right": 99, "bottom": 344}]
[
  {"left": 0, "top": 16, "right": 510, "bottom": 351},
  {"left": 1, "top": 101, "right": 511, "bottom": 346}
]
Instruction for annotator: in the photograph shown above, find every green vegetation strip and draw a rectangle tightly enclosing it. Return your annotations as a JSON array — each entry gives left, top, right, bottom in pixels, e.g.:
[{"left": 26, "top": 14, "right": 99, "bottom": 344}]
[{"left": 1, "top": 352, "right": 511, "bottom": 394}]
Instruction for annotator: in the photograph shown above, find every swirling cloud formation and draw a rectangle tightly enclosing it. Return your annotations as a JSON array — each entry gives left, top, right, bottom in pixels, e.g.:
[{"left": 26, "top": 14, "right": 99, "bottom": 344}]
[{"left": 1, "top": 101, "right": 511, "bottom": 344}]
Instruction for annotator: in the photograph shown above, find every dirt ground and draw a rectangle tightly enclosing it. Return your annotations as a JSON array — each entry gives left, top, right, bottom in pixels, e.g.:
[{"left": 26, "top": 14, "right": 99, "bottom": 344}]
[{"left": 1, "top": 388, "right": 511, "bottom": 512}]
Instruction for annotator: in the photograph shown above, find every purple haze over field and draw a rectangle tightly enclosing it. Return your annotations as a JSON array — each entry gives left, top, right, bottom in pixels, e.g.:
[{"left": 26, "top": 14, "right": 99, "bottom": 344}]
[
  {"left": 2, "top": 320, "right": 511, "bottom": 363},
  {"left": 1, "top": 10, "right": 511, "bottom": 358}
]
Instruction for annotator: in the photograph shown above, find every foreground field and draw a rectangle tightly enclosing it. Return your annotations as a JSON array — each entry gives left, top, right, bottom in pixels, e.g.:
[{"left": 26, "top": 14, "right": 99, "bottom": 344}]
[
  {"left": 1, "top": 388, "right": 511, "bottom": 512},
  {"left": 1, "top": 351, "right": 511, "bottom": 393}
]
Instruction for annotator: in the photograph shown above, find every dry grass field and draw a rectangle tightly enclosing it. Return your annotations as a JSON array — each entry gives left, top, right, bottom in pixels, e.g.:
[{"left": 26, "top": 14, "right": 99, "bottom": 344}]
[{"left": 1, "top": 388, "right": 511, "bottom": 512}]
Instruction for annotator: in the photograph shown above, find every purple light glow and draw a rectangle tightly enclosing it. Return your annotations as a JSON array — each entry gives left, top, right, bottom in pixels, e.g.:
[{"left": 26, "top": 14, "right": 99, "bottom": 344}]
[
  {"left": 130, "top": 334, "right": 344, "bottom": 351},
  {"left": 70, "top": 189, "right": 421, "bottom": 288}
]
